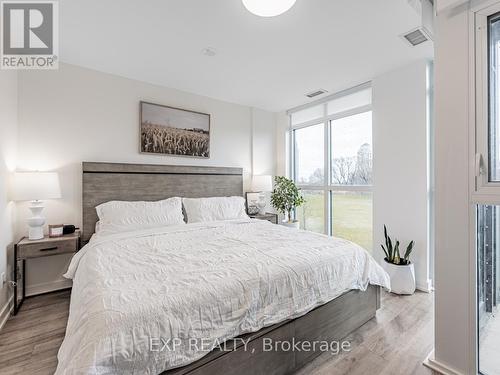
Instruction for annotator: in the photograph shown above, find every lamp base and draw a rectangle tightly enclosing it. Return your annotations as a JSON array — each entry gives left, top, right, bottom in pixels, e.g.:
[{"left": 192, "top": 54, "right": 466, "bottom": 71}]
[
  {"left": 28, "top": 226, "right": 44, "bottom": 240},
  {"left": 27, "top": 201, "right": 46, "bottom": 240},
  {"left": 257, "top": 192, "right": 266, "bottom": 215}
]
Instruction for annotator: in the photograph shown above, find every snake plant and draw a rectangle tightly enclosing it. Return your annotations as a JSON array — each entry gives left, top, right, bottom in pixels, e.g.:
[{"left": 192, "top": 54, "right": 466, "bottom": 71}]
[{"left": 381, "top": 225, "right": 414, "bottom": 265}]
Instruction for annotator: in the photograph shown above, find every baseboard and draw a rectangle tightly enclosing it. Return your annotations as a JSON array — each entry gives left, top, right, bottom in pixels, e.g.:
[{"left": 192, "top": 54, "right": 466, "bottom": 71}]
[
  {"left": 26, "top": 279, "right": 72, "bottom": 297},
  {"left": 423, "top": 350, "right": 464, "bottom": 375},
  {"left": 417, "top": 278, "right": 434, "bottom": 293},
  {"left": 0, "top": 295, "right": 14, "bottom": 332}
]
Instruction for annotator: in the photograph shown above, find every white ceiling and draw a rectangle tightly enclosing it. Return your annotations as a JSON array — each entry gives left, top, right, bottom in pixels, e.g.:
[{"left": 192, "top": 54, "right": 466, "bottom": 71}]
[{"left": 60, "top": 0, "right": 433, "bottom": 112}]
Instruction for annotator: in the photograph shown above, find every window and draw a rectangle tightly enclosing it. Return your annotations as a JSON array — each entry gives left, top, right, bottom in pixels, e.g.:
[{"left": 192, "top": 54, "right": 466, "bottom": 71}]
[
  {"left": 296, "top": 190, "right": 325, "bottom": 234},
  {"left": 331, "top": 112, "right": 372, "bottom": 185},
  {"left": 332, "top": 191, "right": 372, "bottom": 250},
  {"left": 475, "top": 7, "right": 500, "bottom": 375},
  {"left": 476, "top": 6, "right": 500, "bottom": 193},
  {"left": 477, "top": 205, "right": 500, "bottom": 375},
  {"left": 294, "top": 124, "right": 324, "bottom": 185},
  {"left": 288, "top": 85, "right": 373, "bottom": 251},
  {"left": 489, "top": 14, "right": 500, "bottom": 182}
]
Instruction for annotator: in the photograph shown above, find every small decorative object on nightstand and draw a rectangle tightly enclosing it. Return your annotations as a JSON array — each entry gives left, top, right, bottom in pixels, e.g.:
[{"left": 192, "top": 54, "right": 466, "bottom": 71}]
[
  {"left": 11, "top": 172, "right": 62, "bottom": 240},
  {"left": 249, "top": 212, "right": 278, "bottom": 224},
  {"left": 251, "top": 175, "right": 273, "bottom": 215},
  {"left": 245, "top": 192, "right": 261, "bottom": 215},
  {"left": 49, "top": 224, "right": 64, "bottom": 238},
  {"left": 13, "top": 231, "right": 80, "bottom": 315}
]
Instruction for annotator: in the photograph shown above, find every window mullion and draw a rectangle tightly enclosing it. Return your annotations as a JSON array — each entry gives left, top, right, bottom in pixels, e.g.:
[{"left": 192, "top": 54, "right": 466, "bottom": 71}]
[
  {"left": 288, "top": 115, "right": 294, "bottom": 181},
  {"left": 324, "top": 103, "right": 331, "bottom": 236}
]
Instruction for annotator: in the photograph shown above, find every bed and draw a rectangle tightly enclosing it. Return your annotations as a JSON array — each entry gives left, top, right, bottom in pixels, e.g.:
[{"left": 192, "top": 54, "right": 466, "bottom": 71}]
[{"left": 55, "top": 162, "right": 390, "bottom": 375}]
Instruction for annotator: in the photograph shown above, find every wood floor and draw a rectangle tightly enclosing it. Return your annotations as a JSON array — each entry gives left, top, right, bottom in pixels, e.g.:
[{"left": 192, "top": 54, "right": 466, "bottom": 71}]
[
  {"left": 0, "top": 289, "right": 435, "bottom": 375},
  {"left": 297, "top": 290, "right": 435, "bottom": 375}
]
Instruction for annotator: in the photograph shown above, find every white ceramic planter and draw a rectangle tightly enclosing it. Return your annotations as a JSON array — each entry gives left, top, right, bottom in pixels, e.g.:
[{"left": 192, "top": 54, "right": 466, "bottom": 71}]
[
  {"left": 382, "top": 260, "right": 416, "bottom": 295},
  {"left": 281, "top": 220, "right": 300, "bottom": 229}
]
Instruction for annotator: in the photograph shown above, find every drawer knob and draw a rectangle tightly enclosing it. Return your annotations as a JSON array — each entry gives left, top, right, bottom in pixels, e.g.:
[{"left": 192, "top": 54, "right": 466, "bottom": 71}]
[{"left": 40, "top": 246, "right": 58, "bottom": 252}]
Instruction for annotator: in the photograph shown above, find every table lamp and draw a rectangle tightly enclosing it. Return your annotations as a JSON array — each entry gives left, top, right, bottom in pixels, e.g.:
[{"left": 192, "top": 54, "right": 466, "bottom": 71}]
[
  {"left": 251, "top": 175, "right": 273, "bottom": 215},
  {"left": 11, "top": 172, "right": 61, "bottom": 240}
]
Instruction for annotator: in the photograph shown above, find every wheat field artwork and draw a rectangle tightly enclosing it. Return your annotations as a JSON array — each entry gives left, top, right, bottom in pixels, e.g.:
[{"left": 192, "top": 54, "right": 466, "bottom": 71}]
[{"left": 140, "top": 102, "right": 210, "bottom": 158}]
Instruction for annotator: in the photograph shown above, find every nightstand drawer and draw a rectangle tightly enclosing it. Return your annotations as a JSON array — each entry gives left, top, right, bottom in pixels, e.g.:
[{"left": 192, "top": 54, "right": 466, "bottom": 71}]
[
  {"left": 249, "top": 213, "right": 278, "bottom": 224},
  {"left": 18, "top": 238, "right": 78, "bottom": 259}
]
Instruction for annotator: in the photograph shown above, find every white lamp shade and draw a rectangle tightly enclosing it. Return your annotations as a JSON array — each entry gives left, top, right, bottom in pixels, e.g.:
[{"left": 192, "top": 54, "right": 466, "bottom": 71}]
[
  {"left": 11, "top": 172, "right": 61, "bottom": 201},
  {"left": 242, "top": 0, "right": 296, "bottom": 17},
  {"left": 252, "top": 175, "right": 273, "bottom": 192}
]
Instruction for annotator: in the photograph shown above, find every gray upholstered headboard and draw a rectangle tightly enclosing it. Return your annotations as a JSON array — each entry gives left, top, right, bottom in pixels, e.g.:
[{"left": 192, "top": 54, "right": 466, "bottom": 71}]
[{"left": 82, "top": 162, "right": 243, "bottom": 244}]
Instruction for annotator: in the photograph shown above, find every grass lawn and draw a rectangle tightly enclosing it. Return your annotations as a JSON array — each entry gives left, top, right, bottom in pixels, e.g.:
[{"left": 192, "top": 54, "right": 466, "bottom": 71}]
[{"left": 297, "top": 191, "right": 373, "bottom": 252}]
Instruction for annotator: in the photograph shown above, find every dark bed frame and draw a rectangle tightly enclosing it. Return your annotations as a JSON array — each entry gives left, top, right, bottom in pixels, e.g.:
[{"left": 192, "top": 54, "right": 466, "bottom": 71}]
[{"left": 81, "top": 162, "right": 381, "bottom": 375}]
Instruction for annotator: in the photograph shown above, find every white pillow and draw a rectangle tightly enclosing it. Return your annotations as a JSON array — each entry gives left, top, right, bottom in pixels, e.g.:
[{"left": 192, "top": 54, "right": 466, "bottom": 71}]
[
  {"left": 95, "top": 197, "right": 184, "bottom": 234},
  {"left": 182, "top": 196, "right": 248, "bottom": 223}
]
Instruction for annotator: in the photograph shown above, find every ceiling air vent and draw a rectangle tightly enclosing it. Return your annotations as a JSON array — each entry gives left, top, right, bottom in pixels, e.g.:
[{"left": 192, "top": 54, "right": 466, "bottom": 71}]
[
  {"left": 402, "top": 28, "right": 429, "bottom": 46},
  {"left": 401, "top": 0, "right": 434, "bottom": 47},
  {"left": 305, "top": 89, "right": 328, "bottom": 98}
]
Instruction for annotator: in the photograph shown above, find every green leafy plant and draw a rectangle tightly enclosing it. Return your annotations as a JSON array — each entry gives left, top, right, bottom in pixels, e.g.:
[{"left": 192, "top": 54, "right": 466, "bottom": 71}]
[
  {"left": 270, "top": 176, "right": 305, "bottom": 222},
  {"left": 381, "top": 225, "right": 414, "bottom": 265}
]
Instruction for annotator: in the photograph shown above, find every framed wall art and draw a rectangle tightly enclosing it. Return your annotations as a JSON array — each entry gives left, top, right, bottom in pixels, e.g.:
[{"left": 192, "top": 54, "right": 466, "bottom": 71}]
[{"left": 140, "top": 101, "right": 210, "bottom": 158}]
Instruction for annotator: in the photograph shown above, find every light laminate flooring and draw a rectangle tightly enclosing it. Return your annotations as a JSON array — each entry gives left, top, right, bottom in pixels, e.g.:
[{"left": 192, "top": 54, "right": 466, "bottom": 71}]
[{"left": 0, "top": 290, "right": 435, "bottom": 375}]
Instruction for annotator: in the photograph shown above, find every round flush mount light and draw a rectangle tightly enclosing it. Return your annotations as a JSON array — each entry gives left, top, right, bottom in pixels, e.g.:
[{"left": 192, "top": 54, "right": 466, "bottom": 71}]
[
  {"left": 242, "top": 0, "right": 297, "bottom": 17},
  {"left": 201, "top": 47, "right": 217, "bottom": 57}
]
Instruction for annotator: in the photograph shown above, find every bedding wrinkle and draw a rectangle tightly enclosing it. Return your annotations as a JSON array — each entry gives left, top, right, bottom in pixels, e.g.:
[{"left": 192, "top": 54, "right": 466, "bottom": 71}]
[{"left": 56, "top": 219, "right": 390, "bottom": 375}]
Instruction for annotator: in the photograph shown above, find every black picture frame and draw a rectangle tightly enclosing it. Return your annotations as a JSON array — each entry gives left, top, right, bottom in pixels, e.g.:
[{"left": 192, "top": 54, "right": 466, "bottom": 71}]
[{"left": 245, "top": 192, "right": 261, "bottom": 215}]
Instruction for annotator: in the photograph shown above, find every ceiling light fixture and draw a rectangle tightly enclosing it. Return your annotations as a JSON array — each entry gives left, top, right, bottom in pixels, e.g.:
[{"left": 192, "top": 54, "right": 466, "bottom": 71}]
[
  {"left": 201, "top": 47, "right": 217, "bottom": 57},
  {"left": 242, "top": 0, "right": 297, "bottom": 17}
]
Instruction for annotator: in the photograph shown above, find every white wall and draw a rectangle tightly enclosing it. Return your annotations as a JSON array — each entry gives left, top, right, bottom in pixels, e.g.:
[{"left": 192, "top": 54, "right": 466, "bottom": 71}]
[
  {"left": 0, "top": 71, "right": 18, "bottom": 325},
  {"left": 16, "top": 63, "right": 276, "bottom": 295},
  {"left": 252, "top": 108, "right": 276, "bottom": 176},
  {"left": 436, "top": 0, "right": 466, "bottom": 12},
  {"left": 372, "top": 60, "right": 432, "bottom": 292},
  {"left": 431, "top": 5, "right": 472, "bottom": 375},
  {"left": 251, "top": 108, "right": 278, "bottom": 213},
  {"left": 275, "top": 112, "right": 289, "bottom": 178},
  {"left": 273, "top": 111, "right": 291, "bottom": 221}
]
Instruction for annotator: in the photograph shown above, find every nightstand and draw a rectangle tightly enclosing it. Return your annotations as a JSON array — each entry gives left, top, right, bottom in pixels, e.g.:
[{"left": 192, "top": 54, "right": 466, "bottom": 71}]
[
  {"left": 249, "top": 212, "right": 278, "bottom": 224},
  {"left": 13, "top": 231, "right": 80, "bottom": 315}
]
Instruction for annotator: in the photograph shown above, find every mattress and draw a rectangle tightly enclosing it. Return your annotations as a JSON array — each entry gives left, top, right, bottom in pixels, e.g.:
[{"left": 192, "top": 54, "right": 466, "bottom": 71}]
[{"left": 55, "top": 219, "right": 390, "bottom": 374}]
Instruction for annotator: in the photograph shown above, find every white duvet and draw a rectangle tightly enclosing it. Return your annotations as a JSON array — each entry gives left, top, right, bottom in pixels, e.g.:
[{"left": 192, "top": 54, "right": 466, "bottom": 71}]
[{"left": 56, "top": 219, "right": 390, "bottom": 375}]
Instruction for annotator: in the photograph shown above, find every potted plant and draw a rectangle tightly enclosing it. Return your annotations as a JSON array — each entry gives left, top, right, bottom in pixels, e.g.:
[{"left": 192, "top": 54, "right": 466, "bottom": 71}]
[
  {"left": 270, "top": 176, "right": 305, "bottom": 229},
  {"left": 380, "top": 225, "right": 416, "bottom": 295}
]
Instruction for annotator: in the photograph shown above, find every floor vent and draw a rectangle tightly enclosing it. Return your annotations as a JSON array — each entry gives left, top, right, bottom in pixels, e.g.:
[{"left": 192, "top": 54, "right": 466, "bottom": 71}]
[
  {"left": 402, "top": 28, "right": 430, "bottom": 46},
  {"left": 305, "top": 89, "right": 328, "bottom": 98}
]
